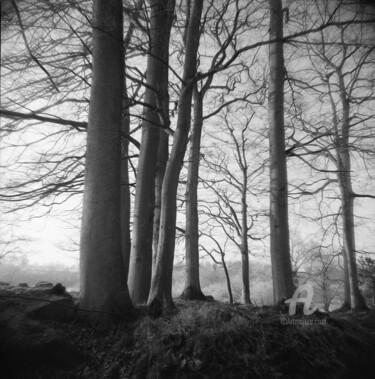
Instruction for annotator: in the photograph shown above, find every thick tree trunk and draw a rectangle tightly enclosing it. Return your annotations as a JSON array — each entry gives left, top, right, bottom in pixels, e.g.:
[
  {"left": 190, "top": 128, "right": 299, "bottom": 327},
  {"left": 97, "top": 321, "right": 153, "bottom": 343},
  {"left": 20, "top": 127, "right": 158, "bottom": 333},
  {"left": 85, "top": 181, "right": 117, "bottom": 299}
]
[
  {"left": 180, "top": 86, "right": 206, "bottom": 300},
  {"left": 79, "top": 0, "right": 132, "bottom": 320},
  {"left": 148, "top": 0, "right": 203, "bottom": 313},
  {"left": 268, "top": 0, "right": 295, "bottom": 304},
  {"left": 128, "top": 0, "right": 174, "bottom": 304}
]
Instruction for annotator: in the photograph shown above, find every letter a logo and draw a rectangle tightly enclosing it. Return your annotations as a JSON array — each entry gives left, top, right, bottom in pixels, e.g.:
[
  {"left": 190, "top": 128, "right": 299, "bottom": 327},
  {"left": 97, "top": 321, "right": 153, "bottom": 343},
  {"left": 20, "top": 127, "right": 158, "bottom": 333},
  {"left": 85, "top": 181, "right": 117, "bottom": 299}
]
[{"left": 284, "top": 285, "right": 317, "bottom": 316}]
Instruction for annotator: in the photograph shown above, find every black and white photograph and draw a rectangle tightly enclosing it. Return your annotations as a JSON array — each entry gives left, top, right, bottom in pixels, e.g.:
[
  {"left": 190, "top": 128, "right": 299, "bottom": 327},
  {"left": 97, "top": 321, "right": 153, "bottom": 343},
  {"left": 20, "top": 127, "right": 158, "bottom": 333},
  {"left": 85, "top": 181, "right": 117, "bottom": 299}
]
[{"left": 1, "top": 0, "right": 375, "bottom": 377}]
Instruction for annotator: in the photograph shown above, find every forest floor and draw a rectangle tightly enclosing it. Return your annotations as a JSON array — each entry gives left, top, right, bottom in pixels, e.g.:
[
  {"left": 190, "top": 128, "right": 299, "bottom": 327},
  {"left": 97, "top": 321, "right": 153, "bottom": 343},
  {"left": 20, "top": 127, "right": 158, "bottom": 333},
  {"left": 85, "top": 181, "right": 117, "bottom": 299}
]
[{"left": 2, "top": 298, "right": 375, "bottom": 379}]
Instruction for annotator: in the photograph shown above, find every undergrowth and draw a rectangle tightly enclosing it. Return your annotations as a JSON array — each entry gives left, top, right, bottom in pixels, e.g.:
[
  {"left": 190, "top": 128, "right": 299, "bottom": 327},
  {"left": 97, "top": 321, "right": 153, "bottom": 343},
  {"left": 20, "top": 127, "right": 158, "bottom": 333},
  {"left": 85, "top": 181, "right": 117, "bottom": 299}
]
[{"left": 129, "top": 301, "right": 375, "bottom": 379}]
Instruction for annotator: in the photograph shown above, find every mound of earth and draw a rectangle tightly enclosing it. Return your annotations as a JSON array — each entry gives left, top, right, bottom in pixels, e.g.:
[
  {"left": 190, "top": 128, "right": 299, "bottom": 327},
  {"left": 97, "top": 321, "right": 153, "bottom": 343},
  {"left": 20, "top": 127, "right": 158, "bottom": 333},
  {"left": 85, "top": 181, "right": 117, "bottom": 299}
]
[{"left": 1, "top": 285, "right": 374, "bottom": 378}]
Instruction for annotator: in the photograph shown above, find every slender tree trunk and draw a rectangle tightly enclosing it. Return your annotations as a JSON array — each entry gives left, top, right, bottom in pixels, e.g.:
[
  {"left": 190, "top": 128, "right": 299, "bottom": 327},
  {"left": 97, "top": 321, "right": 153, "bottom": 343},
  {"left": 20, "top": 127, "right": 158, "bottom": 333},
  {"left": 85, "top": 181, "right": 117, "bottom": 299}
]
[
  {"left": 148, "top": 0, "right": 203, "bottom": 313},
  {"left": 333, "top": 69, "right": 367, "bottom": 310},
  {"left": 180, "top": 86, "right": 206, "bottom": 300},
  {"left": 121, "top": 96, "right": 131, "bottom": 281},
  {"left": 268, "top": 0, "right": 295, "bottom": 304},
  {"left": 121, "top": 0, "right": 143, "bottom": 281},
  {"left": 241, "top": 169, "right": 251, "bottom": 304},
  {"left": 205, "top": 236, "right": 233, "bottom": 303},
  {"left": 321, "top": 276, "right": 330, "bottom": 312},
  {"left": 221, "top": 252, "right": 233, "bottom": 304},
  {"left": 79, "top": 0, "right": 132, "bottom": 320},
  {"left": 340, "top": 189, "right": 366, "bottom": 309},
  {"left": 128, "top": 0, "right": 175, "bottom": 304}
]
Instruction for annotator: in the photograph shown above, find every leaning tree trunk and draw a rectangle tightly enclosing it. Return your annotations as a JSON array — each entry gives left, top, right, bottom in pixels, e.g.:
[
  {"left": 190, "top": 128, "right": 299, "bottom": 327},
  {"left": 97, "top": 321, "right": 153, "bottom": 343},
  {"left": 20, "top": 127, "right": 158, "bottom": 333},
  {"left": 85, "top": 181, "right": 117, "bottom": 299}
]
[
  {"left": 153, "top": 130, "right": 169, "bottom": 273},
  {"left": 128, "top": 0, "right": 175, "bottom": 304},
  {"left": 148, "top": 0, "right": 203, "bottom": 313},
  {"left": 152, "top": 41, "right": 173, "bottom": 274},
  {"left": 268, "top": 0, "right": 295, "bottom": 304},
  {"left": 180, "top": 86, "right": 206, "bottom": 300},
  {"left": 80, "top": 0, "right": 132, "bottom": 320}
]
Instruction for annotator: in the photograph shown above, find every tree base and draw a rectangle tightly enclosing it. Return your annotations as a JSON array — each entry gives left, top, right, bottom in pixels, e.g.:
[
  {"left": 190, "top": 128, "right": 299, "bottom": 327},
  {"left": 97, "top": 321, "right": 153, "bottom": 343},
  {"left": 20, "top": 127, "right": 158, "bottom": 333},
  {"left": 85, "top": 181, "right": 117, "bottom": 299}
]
[
  {"left": 242, "top": 295, "right": 252, "bottom": 305},
  {"left": 179, "top": 286, "right": 208, "bottom": 301},
  {"left": 147, "top": 295, "right": 176, "bottom": 318},
  {"left": 78, "top": 289, "right": 133, "bottom": 324},
  {"left": 243, "top": 299, "right": 253, "bottom": 305}
]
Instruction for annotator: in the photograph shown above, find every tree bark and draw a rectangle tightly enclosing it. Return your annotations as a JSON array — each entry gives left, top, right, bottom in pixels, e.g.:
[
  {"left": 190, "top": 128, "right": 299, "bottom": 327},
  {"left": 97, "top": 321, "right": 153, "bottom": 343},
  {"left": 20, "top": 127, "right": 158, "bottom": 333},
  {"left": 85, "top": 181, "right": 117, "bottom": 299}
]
[
  {"left": 341, "top": 190, "right": 366, "bottom": 309},
  {"left": 180, "top": 86, "right": 206, "bottom": 300},
  {"left": 240, "top": 167, "right": 251, "bottom": 304},
  {"left": 153, "top": 130, "right": 169, "bottom": 273},
  {"left": 128, "top": 0, "right": 175, "bottom": 304},
  {"left": 121, "top": 0, "right": 143, "bottom": 282},
  {"left": 152, "top": 40, "right": 172, "bottom": 275},
  {"left": 148, "top": 0, "right": 203, "bottom": 313},
  {"left": 121, "top": 95, "right": 131, "bottom": 282},
  {"left": 222, "top": 252, "right": 234, "bottom": 304},
  {"left": 268, "top": 0, "right": 295, "bottom": 304},
  {"left": 339, "top": 247, "right": 351, "bottom": 310},
  {"left": 335, "top": 69, "right": 367, "bottom": 310},
  {"left": 79, "top": 0, "right": 132, "bottom": 320}
]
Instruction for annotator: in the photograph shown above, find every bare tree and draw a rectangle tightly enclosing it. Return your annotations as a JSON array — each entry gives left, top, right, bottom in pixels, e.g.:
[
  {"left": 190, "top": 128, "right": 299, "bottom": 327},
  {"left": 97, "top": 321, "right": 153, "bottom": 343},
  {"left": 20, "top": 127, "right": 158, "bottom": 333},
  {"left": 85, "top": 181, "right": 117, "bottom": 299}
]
[
  {"left": 200, "top": 231, "right": 234, "bottom": 304},
  {"left": 180, "top": 0, "right": 267, "bottom": 301},
  {"left": 285, "top": 1, "right": 375, "bottom": 309},
  {"left": 79, "top": 0, "right": 132, "bottom": 320},
  {"left": 180, "top": 84, "right": 207, "bottom": 300},
  {"left": 148, "top": 0, "right": 203, "bottom": 312},
  {"left": 267, "top": 0, "right": 294, "bottom": 304},
  {"left": 128, "top": 0, "right": 175, "bottom": 304},
  {"left": 0, "top": 0, "right": 144, "bottom": 281},
  {"left": 200, "top": 107, "right": 269, "bottom": 305}
]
